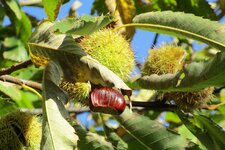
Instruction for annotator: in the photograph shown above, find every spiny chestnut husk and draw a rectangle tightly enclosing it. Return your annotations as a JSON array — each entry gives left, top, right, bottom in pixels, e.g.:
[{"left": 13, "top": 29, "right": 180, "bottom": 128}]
[
  {"left": 59, "top": 81, "right": 91, "bottom": 105},
  {"left": 165, "top": 87, "right": 214, "bottom": 111},
  {"left": 141, "top": 44, "right": 214, "bottom": 111},
  {"left": 90, "top": 87, "right": 126, "bottom": 115},
  {"left": 0, "top": 111, "right": 42, "bottom": 150},
  {"left": 141, "top": 44, "right": 185, "bottom": 76},
  {"left": 79, "top": 28, "right": 135, "bottom": 81}
]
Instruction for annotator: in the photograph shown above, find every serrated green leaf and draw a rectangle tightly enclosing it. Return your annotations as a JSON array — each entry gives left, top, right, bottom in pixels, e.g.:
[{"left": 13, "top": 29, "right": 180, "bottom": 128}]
[
  {"left": 150, "top": 0, "right": 217, "bottom": 20},
  {"left": 19, "top": 10, "right": 32, "bottom": 42},
  {"left": 165, "top": 112, "right": 181, "bottom": 124},
  {"left": 18, "top": 91, "right": 34, "bottom": 108},
  {"left": 43, "top": 0, "right": 63, "bottom": 21},
  {"left": 41, "top": 61, "right": 78, "bottom": 150},
  {"left": 175, "top": 0, "right": 217, "bottom": 20},
  {"left": 195, "top": 115, "right": 225, "bottom": 147},
  {"left": 0, "top": 99, "right": 18, "bottom": 116},
  {"left": 132, "top": 11, "right": 225, "bottom": 51},
  {"left": 116, "top": 109, "right": 188, "bottom": 150},
  {"left": 4, "top": 0, "right": 22, "bottom": 20},
  {"left": 0, "top": 81, "right": 22, "bottom": 101},
  {"left": 132, "top": 52, "right": 225, "bottom": 91},
  {"left": 0, "top": 80, "right": 33, "bottom": 108},
  {"left": 178, "top": 125, "right": 201, "bottom": 149},
  {"left": 74, "top": 124, "right": 114, "bottom": 150},
  {"left": 3, "top": 37, "right": 29, "bottom": 62},
  {"left": 123, "top": 132, "right": 148, "bottom": 150},
  {"left": 12, "top": 65, "right": 43, "bottom": 81},
  {"left": 104, "top": 124, "right": 128, "bottom": 150},
  {"left": 177, "top": 111, "right": 225, "bottom": 150},
  {"left": 3, "top": 36, "right": 18, "bottom": 47},
  {"left": 51, "top": 14, "right": 113, "bottom": 36},
  {"left": 28, "top": 20, "right": 131, "bottom": 91},
  {"left": 1, "top": 0, "right": 32, "bottom": 42}
]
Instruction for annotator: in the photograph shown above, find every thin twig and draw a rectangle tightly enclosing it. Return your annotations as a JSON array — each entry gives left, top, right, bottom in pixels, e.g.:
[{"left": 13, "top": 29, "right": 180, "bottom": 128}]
[
  {"left": 20, "top": 107, "right": 90, "bottom": 115},
  {"left": 200, "top": 102, "right": 225, "bottom": 110},
  {"left": 22, "top": 84, "right": 42, "bottom": 99},
  {"left": 19, "top": 0, "right": 42, "bottom": 6},
  {"left": 127, "top": 101, "right": 177, "bottom": 111},
  {"left": 0, "top": 75, "right": 42, "bottom": 90},
  {"left": 0, "top": 60, "right": 33, "bottom": 76},
  {"left": 151, "top": 33, "right": 159, "bottom": 49},
  {"left": 135, "top": 60, "right": 142, "bottom": 70}
]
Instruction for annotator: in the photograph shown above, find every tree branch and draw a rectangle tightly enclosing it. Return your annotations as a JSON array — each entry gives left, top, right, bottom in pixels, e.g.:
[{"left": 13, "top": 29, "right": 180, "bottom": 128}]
[
  {"left": 0, "top": 75, "right": 42, "bottom": 90},
  {"left": 0, "top": 74, "right": 194, "bottom": 112},
  {"left": 20, "top": 101, "right": 177, "bottom": 115},
  {"left": 21, "top": 107, "right": 90, "bottom": 115},
  {"left": 0, "top": 60, "right": 33, "bottom": 76},
  {"left": 128, "top": 101, "right": 177, "bottom": 111}
]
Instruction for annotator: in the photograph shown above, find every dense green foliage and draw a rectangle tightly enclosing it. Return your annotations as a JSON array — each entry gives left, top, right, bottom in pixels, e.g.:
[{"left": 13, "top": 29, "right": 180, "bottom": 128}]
[{"left": 1, "top": 0, "right": 225, "bottom": 149}]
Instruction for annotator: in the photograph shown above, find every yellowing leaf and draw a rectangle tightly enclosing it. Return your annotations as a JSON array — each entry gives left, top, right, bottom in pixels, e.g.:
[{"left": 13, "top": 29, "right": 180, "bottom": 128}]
[{"left": 43, "top": 0, "right": 63, "bottom": 21}]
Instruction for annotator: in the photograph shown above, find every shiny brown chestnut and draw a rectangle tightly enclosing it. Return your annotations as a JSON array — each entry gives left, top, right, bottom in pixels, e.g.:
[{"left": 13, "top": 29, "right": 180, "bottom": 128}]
[{"left": 90, "top": 88, "right": 126, "bottom": 115}]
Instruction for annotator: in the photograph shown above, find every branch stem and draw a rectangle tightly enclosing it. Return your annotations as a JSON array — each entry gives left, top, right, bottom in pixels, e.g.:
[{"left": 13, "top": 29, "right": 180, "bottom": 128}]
[
  {"left": 0, "top": 60, "right": 33, "bottom": 76},
  {"left": 0, "top": 75, "right": 42, "bottom": 90},
  {"left": 127, "top": 101, "right": 177, "bottom": 111},
  {"left": 151, "top": 33, "right": 159, "bottom": 49},
  {"left": 19, "top": 0, "right": 42, "bottom": 6},
  {"left": 21, "top": 107, "right": 90, "bottom": 114},
  {"left": 22, "top": 84, "right": 42, "bottom": 99}
]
